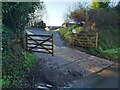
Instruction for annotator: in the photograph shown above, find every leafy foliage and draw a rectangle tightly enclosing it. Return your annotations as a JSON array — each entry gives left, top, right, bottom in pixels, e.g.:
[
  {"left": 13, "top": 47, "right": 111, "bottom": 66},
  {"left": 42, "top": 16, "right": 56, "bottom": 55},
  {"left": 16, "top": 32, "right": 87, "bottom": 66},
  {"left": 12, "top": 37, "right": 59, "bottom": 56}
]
[
  {"left": 2, "top": 2, "right": 45, "bottom": 30},
  {"left": 2, "top": 2, "right": 46, "bottom": 47},
  {"left": 36, "top": 20, "right": 46, "bottom": 29},
  {"left": 58, "top": 26, "right": 82, "bottom": 42},
  {"left": 22, "top": 52, "right": 38, "bottom": 72},
  {"left": 69, "top": 9, "right": 88, "bottom": 23},
  {"left": 88, "top": 8, "right": 119, "bottom": 28},
  {"left": 2, "top": 27, "right": 38, "bottom": 87},
  {"left": 61, "top": 1, "right": 120, "bottom": 60},
  {"left": 58, "top": 26, "right": 119, "bottom": 60},
  {"left": 2, "top": 2, "right": 45, "bottom": 88},
  {"left": 91, "top": 0, "right": 109, "bottom": 9},
  {"left": 103, "top": 48, "right": 120, "bottom": 59}
]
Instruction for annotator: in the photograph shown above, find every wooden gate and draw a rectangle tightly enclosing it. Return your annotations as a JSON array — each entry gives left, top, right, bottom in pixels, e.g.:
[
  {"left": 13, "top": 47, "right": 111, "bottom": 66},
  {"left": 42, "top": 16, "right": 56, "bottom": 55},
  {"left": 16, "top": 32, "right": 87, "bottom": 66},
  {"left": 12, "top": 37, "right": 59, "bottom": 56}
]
[
  {"left": 71, "top": 32, "right": 98, "bottom": 48},
  {"left": 25, "top": 33, "right": 54, "bottom": 56}
]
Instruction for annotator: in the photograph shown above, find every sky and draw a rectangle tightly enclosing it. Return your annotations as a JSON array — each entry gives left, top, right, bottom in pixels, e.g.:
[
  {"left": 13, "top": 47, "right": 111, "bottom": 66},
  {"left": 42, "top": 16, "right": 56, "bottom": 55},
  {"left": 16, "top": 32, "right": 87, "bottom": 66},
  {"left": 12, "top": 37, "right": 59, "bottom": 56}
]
[
  {"left": 42, "top": 0, "right": 119, "bottom": 26},
  {"left": 43, "top": 2, "right": 76, "bottom": 26},
  {"left": 43, "top": 1, "right": 92, "bottom": 26}
]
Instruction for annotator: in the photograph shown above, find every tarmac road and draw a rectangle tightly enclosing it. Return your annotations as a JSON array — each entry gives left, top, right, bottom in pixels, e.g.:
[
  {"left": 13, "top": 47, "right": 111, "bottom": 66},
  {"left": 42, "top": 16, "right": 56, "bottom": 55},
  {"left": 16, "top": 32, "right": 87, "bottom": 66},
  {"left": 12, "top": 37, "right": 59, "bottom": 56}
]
[
  {"left": 64, "top": 63, "right": 119, "bottom": 88},
  {"left": 26, "top": 29, "right": 119, "bottom": 89}
]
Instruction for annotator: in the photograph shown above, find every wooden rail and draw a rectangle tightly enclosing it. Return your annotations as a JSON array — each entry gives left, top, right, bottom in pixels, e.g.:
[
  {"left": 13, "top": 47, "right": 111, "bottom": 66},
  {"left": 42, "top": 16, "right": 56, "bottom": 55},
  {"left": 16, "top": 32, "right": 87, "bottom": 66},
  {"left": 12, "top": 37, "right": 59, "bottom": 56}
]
[
  {"left": 25, "top": 33, "right": 54, "bottom": 56},
  {"left": 71, "top": 32, "right": 98, "bottom": 48}
]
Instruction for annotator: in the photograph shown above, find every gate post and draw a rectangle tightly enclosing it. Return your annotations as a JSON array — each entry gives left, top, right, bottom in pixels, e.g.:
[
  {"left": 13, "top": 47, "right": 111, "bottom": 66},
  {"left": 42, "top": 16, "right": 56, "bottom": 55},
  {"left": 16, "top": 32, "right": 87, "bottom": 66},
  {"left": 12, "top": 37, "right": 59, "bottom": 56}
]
[
  {"left": 25, "top": 33, "right": 28, "bottom": 50},
  {"left": 96, "top": 32, "right": 98, "bottom": 49},
  {"left": 52, "top": 34, "right": 54, "bottom": 56}
]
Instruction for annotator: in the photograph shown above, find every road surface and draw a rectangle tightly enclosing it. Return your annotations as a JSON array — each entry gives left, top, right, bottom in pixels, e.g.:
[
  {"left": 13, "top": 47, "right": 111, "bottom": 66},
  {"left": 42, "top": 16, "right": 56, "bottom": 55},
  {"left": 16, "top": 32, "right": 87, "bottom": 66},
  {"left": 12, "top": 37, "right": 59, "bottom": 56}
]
[{"left": 26, "top": 29, "right": 119, "bottom": 89}]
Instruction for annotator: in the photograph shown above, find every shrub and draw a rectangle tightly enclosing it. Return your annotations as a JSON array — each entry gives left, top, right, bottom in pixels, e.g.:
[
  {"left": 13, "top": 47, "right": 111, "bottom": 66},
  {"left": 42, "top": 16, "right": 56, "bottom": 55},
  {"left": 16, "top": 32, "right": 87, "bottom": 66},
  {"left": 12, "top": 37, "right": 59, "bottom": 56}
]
[
  {"left": 2, "top": 27, "right": 38, "bottom": 88},
  {"left": 102, "top": 48, "right": 120, "bottom": 59},
  {"left": 58, "top": 26, "right": 82, "bottom": 42}
]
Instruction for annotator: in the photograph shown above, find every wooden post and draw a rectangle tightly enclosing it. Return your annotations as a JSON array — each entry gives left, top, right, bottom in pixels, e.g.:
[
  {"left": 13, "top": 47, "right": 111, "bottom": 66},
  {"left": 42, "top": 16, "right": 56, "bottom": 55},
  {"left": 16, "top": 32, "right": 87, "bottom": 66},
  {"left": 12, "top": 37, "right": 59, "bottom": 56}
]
[
  {"left": 25, "top": 33, "right": 28, "bottom": 50},
  {"left": 69, "top": 32, "right": 72, "bottom": 45},
  {"left": 96, "top": 32, "right": 98, "bottom": 49},
  {"left": 71, "top": 34, "right": 74, "bottom": 46},
  {"left": 52, "top": 34, "right": 54, "bottom": 56},
  {"left": 71, "top": 34, "right": 72, "bottom": 46}
]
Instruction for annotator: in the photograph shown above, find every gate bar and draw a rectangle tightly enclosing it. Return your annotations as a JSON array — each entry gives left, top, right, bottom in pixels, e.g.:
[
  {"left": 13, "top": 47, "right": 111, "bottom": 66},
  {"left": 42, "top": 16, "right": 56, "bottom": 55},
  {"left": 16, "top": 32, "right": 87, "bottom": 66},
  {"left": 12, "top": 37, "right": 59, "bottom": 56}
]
[
  {"left": 52, "top": 34, "right": 54, "bottom": 56},
  {"left": 25, "top": 33, "right": 28, "bottom": 50}
]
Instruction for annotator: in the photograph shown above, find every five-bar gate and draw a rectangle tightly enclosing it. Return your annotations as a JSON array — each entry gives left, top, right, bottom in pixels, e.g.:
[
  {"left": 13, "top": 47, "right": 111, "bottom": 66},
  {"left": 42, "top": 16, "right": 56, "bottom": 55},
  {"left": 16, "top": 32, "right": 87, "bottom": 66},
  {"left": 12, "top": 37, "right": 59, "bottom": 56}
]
[
  {"left": 25, "top": 33, "right": 54, "bottom": 56},
  {"left": 71, "top": 32, "right": 98, "bottom": 48}
]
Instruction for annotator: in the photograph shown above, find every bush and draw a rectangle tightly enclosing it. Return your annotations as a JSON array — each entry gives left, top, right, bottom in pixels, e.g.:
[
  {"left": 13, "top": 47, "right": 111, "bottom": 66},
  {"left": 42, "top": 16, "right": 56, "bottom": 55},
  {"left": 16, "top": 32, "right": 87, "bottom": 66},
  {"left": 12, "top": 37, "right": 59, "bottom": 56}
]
[
  {"left": 102, "top": 48, "right": 120, "bottom": 59},
  {"left": 62, "top": 2, "right": 120, "bottom": 60},
  {"left": 88, "top": 9, "right": 119, "bottom": 29},
  {"left": 2, "top": 51, "right": 38, "bottom": 88},
  {"left": 58, "top": 26, "right": 82, "bottom": 41},
  {"left": 37, "top": 21, "right": 46, "bottom": 29},
  {"left": 22, "top": 52, "right": 38, "bottom": 72},
  {"left": 98, "top": 27, "right": 119, "bottom": 50},
  {"left": 58, "top": 25, "right": 119, "bottom": 60},
  {"left": 2, "top": 27, "right": 38, "bottom": 88}
]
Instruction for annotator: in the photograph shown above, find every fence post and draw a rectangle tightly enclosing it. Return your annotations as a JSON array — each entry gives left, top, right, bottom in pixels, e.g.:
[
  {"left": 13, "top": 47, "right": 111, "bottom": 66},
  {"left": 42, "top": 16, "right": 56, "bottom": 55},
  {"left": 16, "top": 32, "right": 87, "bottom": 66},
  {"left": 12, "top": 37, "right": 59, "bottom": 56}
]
[
  {"left": 52, "top": 34, "right": 54, "bottom": 56},
  {"left": 96, "top": 32, "right": 98, "bottom": 49}
]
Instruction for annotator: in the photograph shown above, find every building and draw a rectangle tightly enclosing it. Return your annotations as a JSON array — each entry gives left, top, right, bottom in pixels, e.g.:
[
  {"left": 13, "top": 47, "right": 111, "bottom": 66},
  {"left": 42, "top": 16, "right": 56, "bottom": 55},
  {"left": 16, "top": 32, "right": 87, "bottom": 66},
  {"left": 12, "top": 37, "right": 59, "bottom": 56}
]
[{"left": 62, "top": 20, "right": 76, "bottom": 27}]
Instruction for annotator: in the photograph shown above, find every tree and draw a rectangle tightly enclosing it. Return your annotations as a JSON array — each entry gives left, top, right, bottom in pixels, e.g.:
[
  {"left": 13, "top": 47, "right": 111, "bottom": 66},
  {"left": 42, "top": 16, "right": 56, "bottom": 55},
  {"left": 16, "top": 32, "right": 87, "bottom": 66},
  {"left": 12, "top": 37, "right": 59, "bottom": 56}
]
[
  {"left": 115, "top": 1, "right": 120, "bottom": 25},
  {"left": 2, "top": 2, "right": 45, "bottom": 29},
  {"left": 2, "top": 2, "right": 45, "bottom": 45},
  {"left": 69, "top": 8, "right": 88, "bottom": 23},
  {"left": 91, "top": 0, "right": 109, "bottom": 9},
  {"left": 37, "top": 20, "right": 46, "bottom": 29},
  {"left": 2, "top": 2, "right": 46, "bottom": 87},
  {"left": 115, "top": 1, "right": 120, "bottom": 13},
  {"left": 64, "top": 2, "right": 89, "bottom": 24},
  {"left": 68, "top": 2, "right": 89, "bottom": 23}
]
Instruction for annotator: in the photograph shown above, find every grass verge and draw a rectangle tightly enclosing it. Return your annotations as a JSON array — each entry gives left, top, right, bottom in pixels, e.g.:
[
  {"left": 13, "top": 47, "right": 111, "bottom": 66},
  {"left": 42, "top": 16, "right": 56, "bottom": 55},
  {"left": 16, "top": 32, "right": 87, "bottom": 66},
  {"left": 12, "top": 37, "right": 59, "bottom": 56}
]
[
  {"left": 58, "top": 25, "right": 82, "bottom": 41},
  {"left": 102, "top": 48, "right": 120, "bottom": 59},
  {"left": 2, "top": 51, "right": 38, "bottom": 88},
  {"left": 58, "top": 26, "right": 119, "bottom": 61}
]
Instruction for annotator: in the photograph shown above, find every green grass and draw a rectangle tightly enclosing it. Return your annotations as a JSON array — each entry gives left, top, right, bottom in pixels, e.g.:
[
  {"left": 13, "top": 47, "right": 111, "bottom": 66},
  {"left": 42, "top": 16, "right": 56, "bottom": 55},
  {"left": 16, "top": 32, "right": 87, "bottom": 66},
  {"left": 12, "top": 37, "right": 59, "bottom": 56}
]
[
  {"left": 102, "top": 48, "right": 120, "bottom": 59},
  {"left": 22, "top": 51, "right": 38, "bottom": 71},
  {"left": 58, "top": 26, "right": 83, "bottom": 41},
  {"left": 0, "top": 79, "right": 2, "bottom": 88},
  {"left": 58, "top": 26, "right": 82, "bottom": 35},
  {"left": 2, "top": 76, "right": 10, "bottom": 88},
  {"left": 2, "top": 51, "right": 38, "bottom": 88},
  {"left": 58, "top": 27, "right": 69, "bottom": 35},
  {"left": 58, "top": 26, "right": 119, "bottom": 60}
]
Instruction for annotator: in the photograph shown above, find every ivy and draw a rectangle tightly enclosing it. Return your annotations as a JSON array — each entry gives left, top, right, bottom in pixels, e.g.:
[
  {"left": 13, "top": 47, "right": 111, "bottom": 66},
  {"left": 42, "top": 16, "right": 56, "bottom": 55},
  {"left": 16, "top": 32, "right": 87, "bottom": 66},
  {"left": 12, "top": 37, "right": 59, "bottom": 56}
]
[{"left": 2, "top": 2, "right": 45, "bottom": 88}]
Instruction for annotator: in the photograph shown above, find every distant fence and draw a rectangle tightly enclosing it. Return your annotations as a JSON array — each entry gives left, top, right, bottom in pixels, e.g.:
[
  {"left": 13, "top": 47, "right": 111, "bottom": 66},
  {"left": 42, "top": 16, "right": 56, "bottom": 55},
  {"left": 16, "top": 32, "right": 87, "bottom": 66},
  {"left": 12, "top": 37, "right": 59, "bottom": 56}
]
[
  {"left": 71, "top": 32, "right": 98, "bottom": 48},
  {"left": 25, "top": 33, "right": 54, "bottom": 56}
]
